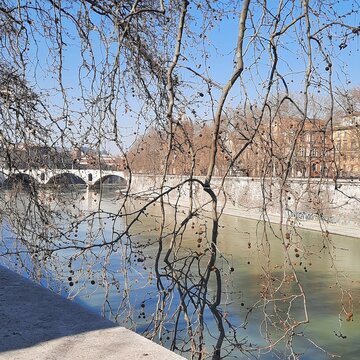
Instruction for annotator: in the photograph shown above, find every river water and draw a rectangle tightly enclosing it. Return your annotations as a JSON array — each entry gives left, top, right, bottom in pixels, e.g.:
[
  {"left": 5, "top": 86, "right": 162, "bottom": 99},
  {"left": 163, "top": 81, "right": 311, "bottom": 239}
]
[{"left": 1, "top": 189, "right": 360, "bottom": 359}]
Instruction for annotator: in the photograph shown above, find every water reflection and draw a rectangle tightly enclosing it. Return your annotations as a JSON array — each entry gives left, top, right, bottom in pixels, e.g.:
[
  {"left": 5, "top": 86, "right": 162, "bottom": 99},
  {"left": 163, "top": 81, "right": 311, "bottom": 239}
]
[{"left": 1, "top": 188, "right": 360, "bottom": 359}]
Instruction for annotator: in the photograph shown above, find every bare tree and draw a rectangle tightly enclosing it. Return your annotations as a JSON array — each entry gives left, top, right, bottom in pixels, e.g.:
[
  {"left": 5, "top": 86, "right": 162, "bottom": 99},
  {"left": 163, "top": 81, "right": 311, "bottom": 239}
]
[{"left": 1, "top": 1, "right": 360, "bottom": 359}]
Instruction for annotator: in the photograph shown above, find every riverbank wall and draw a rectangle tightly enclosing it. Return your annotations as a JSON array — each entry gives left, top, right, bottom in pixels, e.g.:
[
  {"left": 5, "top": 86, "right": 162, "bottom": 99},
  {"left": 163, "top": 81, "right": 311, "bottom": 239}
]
[{"left": 129, "top": 175, "right": 360, "bottom": 238}]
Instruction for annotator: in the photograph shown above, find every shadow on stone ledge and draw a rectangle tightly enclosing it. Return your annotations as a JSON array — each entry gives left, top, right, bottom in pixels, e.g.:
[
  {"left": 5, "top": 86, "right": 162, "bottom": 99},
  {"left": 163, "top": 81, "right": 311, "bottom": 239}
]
[{"left": 0, "top": 265, "right": 116, "bottom": 353}]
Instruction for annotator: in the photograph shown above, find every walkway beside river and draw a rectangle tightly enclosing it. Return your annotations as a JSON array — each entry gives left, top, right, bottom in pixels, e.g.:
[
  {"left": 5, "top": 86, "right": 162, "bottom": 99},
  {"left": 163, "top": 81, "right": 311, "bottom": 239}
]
[{"left": 0, "top": 265, "right": 185, "bottom": 360}]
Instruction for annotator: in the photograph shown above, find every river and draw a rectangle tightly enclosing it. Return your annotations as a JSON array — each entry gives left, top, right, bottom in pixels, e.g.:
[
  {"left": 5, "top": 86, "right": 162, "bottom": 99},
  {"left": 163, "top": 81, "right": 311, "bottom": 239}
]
[{"left": 1, "top": 188, "right": 359, "bottom": 359}]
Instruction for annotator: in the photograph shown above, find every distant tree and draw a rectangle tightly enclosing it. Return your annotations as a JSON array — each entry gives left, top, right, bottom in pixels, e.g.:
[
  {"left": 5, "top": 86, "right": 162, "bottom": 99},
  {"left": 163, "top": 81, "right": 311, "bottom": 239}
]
[{"left": 336, "top": 87, "right": 360, "bottom": 115}]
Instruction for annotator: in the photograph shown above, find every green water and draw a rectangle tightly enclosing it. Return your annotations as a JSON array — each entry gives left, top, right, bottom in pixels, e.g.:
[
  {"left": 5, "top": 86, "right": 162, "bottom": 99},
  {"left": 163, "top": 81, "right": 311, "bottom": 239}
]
[{"left": 1, "top": 189, "right": 360, "bottom": 359}]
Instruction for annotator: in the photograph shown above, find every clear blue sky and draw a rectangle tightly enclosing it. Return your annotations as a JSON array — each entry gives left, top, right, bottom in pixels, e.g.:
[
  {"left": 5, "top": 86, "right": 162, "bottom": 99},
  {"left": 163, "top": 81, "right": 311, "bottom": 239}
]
[{"left": 22, "top": 1, "right": 360, "bottom": 153}]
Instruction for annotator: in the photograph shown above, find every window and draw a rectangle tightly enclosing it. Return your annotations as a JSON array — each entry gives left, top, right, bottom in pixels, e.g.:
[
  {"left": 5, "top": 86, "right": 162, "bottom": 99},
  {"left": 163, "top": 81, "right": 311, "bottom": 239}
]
[
  {"left": 310, "top": 148, "right": 318, "bottom": 157},
  {"left": 88, "top": 173, "right": 93, "bottom": 182}
]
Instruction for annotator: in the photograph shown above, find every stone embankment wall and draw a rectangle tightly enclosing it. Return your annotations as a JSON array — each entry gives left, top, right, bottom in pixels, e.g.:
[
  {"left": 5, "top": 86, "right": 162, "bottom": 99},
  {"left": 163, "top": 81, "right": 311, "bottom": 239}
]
[{"left": 129, "top": 174, "right": 360, "bottom": 229}]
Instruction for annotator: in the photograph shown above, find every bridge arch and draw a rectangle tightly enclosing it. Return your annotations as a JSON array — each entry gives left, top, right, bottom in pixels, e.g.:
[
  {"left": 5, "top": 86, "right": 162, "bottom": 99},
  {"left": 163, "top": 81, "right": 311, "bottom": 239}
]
[
  {"left": 91, "top": 174, "right": 127, "bottom": 188},
  {"left": 2, "top": 173, "right": 38, "bottom": 189},
  {"left": 46, "top": 173, "right": 86, "bottom": 186}
]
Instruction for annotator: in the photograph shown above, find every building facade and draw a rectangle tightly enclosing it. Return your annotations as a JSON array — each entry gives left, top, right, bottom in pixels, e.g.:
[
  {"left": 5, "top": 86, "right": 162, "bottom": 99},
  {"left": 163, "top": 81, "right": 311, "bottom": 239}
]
[{"left": 333, "top": 113, "right": 360, "bottom": 178}]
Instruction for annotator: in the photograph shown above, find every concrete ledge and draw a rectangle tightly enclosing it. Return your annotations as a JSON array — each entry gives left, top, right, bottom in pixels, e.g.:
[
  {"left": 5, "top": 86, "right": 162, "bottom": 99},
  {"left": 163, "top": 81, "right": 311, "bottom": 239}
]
[
  {"left": 0, "top": 266, "right": 185, "bottom": 360},
  {"left": 1, "top": 328, "right": 186, "bottom": 360}
]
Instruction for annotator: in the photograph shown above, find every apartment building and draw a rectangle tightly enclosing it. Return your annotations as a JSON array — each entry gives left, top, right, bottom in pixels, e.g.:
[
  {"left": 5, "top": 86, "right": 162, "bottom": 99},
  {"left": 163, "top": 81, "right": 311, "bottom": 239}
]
[
  {"left": 333, "top": 113, "right": 360, "bottom": 178},
  {"left": 232, "top": 114, "right": 360, "bottom": 179}
]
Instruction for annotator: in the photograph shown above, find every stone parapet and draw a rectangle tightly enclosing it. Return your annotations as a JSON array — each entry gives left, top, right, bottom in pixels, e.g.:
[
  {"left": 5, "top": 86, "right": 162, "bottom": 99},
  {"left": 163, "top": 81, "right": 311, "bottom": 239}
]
[{"left": 129, "top": 174, "right": 360, "bottom": 237}]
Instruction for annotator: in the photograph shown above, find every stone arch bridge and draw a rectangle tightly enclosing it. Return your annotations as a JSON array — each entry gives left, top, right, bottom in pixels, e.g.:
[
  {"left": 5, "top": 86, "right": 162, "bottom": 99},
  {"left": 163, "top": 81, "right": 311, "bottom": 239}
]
[{"left": 0, "top": 168, "right": 127, "bottom": 188}]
